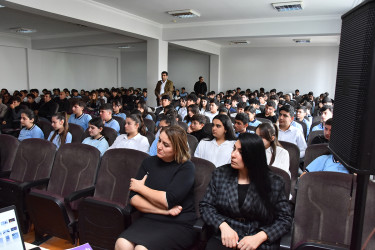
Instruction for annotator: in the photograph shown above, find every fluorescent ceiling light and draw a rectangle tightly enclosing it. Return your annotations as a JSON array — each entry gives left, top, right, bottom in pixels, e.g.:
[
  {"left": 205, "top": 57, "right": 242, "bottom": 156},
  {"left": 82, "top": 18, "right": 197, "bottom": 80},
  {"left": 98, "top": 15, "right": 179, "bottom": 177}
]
[
  {"left": 230, "top": 40, "right": 250, "bottom": 45},
  {"left": 272, "top": 1, "right": 303, "bottom": 12},
  {"left": 293, "top": 38, "right": 310, "bottom": 43},
  {"left": 118, "top": 45, "right": 134, "bottom": 49},
  {"left": 0, "top": 5, "right": 5, "bottom": 8},
  {"left": 9, "top": 27, "right": 37, "bottom": 34},
  {"left": 167, "top": 9, "right": 200, "bottom": 18}
]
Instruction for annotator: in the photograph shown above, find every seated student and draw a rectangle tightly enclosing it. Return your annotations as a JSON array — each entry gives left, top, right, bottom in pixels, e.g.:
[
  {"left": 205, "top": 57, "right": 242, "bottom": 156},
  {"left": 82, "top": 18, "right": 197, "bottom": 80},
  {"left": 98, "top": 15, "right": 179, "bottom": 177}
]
[
  {"left": 224, "top": 99, "right": 232, "bottom": 113},
  {"left": 218, "top": 107, "right": 230, "bottom": 116},
  {"left": 311, "top": 118, "right": 332, "bottom": 145},
  {"left": 24, "top": 93, "right": 39, "bottom": 111},
  {"left": 2, "top": 96, "right": 27, "bottom": 129},
  {"left": 301, "top": 154, "right": 349, "bottom": 176},
  {"left": 48, "top": 112, "right": 72, "bottom": 149},
  {"left": 56, "top": 91, "right": 70, "bottom": 113},
  {"left": 186, "top": 93, "right": 198, "bottom": 107},
  {"left": 296, "top": 105, "right": 312, "bottom": 138},
  {"left": 0, "top": 95, "right": 7, "bottom": 122},
  {"left": 199, "top": 133, "right": 292, "bottom": 250},
  {"left": 115, "top": 126, "right": 197, "bottom": 250},
  {"left": 248, "top": 98, "right": 261, "bottom": 114},
  {"left": 37, "top": 91, "right": 58, "bottom": 122},
  {"left": 155, "top": 94, "right": 171, "bottom": 117},
  {"left": 184, "top": 104, "right": 200, "bottom": 126},
  {"left": 149, "top": 113, "right": 177, "bottom": 156},
  {"left": 82, "top": 117, "right": 109, "bottom": 156},
  {"left": 234, "top": 113, "right": 249, "bottom": 137},
  {"left": 312, "top": 105, "right": 333, "bottom": 131},
  {"left": 245, "top": 106, "right": 262, "bottom": 133},
  {"left": 71, "top": 89, "right": 82, "bottom": 99},
  {"left": 187, "top": 114, "right": 209, "bottom": 142},
  {"left": 177, "top": 97, "right": 188, "bottom": 121},
  {"left": 108, "top": 114, "right": 149, "bottom": 153},
  {"left": 194, "top": 114, "right": 237, "bottom": 167},
  {"left": 230, "top": 102, "right": 247, "bottom": 118},
  {"left": 137, "top": 101, "right": 153, "bottom": 121},
  {"left": 100, "top": 103, "right": 120, "bottom": 135},
  {"left": 18, "top": 109, "right": 44, "bottom": 141},
  {"left": 179, "top": 87, "right": 188, "bottom": 97},
  {"left": 205, "top": 99, "right": 220, "bottom": 123},
  {"left": 229, "top": 96, "right": 239, "bottom": 113},
  {"left": 278, "top": 105, "right": 307, "bottom": 158},
  {"left": 86, "top": 90, "right": 102, "bottom": 116},
  {"left": 112, "top": 100, "right": 127, "bottom": 120},
  {"left": 199, "top": 96, "right": 209, "bottom": 114},
  {"left": 98, "top": 89, "right": 107, "bottom": 103},
  {"left": 256, "top": 123, "right": 290, "bottom": 177},
  {"left": 68, "top": 100, "right": 92, "bottom": 131},
  {"left": 256, "top": 100, "right": 278, "bottom": 123}
]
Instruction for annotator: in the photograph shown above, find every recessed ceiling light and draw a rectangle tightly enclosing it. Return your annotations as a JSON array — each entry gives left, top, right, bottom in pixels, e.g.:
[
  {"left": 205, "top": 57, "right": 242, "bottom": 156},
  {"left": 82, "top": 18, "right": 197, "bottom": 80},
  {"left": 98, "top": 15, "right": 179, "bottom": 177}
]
[
  {"left": 9, "top": 27, "right": 37, "bottom": 34},
  {"left": 293, "top": 38, "right": 310, "bottom": 43},
  {"left": 0, "top": 5, "right": 5, "bottom": 8},
  {"left": 230, "top": 40, "right": 250, "bottom": 45},
  {"left": 167, "top": 9, "right": 200, "bottom": 18},
  {"left": 272, "top": 1, "right": 303, "bottom": 12},
  {"left": 118, "top": 45, "right": 134, "bottom": 49}
]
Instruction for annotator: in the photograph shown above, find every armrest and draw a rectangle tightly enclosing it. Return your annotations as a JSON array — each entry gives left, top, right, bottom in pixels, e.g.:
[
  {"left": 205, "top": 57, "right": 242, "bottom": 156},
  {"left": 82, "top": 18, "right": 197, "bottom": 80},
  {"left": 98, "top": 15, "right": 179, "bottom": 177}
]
[
  {"left": 279, "top": 229, "right": 292, "bottom": 250},
  {"left": 0, "top": 171, "right": 11, "bottom": 178},
  {"left": 18, "top": 178, "right": 50, "bottom": 190},
  {"left": 295, "top": 241, "right": 349, "bottom": 250},
  {"left": 193, "top": 218, "right": 205, "bottom": 232},
  {"left": 64, "top": 186, "right": 95, "bottom": 203}
]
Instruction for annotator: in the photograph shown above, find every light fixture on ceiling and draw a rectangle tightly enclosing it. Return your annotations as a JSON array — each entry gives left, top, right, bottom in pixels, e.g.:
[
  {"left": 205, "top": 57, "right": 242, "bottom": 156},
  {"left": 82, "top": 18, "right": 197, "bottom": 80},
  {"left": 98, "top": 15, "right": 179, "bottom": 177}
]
[
  {"left": 293, "top": 38, "right": 310, "bottom": 43},
  {"left": 9, "top": 27, "right": 37, "bottom": 34},
  {"left": 272, "top": 1, "right": 303, "bottom": 12},
  {"left": 0, "top": 5, "right": 5, "bottom": 8},
  {"left": 118, "top": 45, "right": 134, "bottom": 49},
  {"left": 167, "top": 9, "right": 200, "bottom": 18},
  {"left": 230, "top": 40, "right": 250, "bottom": 45}
]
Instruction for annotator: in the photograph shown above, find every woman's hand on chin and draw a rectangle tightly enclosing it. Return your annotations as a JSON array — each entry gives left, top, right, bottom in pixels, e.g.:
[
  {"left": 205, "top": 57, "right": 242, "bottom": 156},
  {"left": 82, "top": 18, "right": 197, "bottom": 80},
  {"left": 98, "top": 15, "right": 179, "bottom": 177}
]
[{"left": 219, "top": 222, "right": 239, "bottom": 249}]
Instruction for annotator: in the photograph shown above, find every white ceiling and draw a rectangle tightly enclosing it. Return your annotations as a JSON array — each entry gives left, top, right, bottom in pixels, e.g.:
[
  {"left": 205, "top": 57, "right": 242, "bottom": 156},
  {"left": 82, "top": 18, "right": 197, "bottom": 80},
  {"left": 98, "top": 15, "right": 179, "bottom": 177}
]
[{"left": 0, "top": 0, "right": 362, "bottom": 50}]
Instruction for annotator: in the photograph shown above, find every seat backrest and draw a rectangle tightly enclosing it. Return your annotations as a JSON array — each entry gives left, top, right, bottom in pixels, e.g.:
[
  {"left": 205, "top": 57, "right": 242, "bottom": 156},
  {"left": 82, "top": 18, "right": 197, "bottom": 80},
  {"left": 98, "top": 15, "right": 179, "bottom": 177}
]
[
  {"left": 112, "top": 116, "right": 125, "bottom": 135},
  {"left": 102, "top": 127, "right": 118, "bottom": 146},
  {"left": 187, "top": 134, "right": 198, "bottom": 156},
  {"left": 47, "top": 143, "right": 100, "bottom": 197},
  {"left": 279, "top": 141, "right": 300, "bottom": 183},
  {"left": 68, "top": 123, "right": 84, "bottom": 143},
  {"left": 257, "top": 117, "right": 273, "bottom": 124},
  {"left": 191, "top": 157, "right": 216, "bottom": 217},
  {"left": 37, "top": 120, "right": 54, "bottom": 139},
  {"left": 295, "top": 120, "right": 307, "bottom": 139},
  {"left": 312, "top": 116, "right": 321, "bottom": 124},
  {"left": 292, "top": 173, "right": 360, "bottom": 248},
  {"left": 303, "top": 144, "right": 330, "bottom": 170},
  {"left": 9, "top": 139, "right": 56, "bottom": 182},
  {"left": 307, "top": 130, "right": 324, "bottom": 146},
  {"left": 0, "top": 134, "right": 19, "bottom": 173},
  {"left": 269, "top": 166, "right": 291, "bottom": 198},
  {"left": 178, "top": 121, "right": 188, "bottom": 132},
  {"left": 147, "top": 112, "right": 156, "bottom": 123},
  {"left": 145, "top": 131, "right": 155, "bottom": 146},
  {"left": 94, "top": 149, "right": 149, "bottom": 206},
  {"left": 144, "top": 119, "right": 156, "bottom": 135},
  {"left": 310, "top": 121, "right": 322, "bottom": 132}
]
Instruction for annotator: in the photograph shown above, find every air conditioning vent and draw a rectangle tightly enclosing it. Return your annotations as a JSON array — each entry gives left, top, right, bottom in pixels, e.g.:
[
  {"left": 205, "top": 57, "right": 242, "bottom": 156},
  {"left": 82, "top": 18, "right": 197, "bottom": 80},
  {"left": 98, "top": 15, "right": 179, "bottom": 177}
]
[
  {"left": 293, "top": 38, "right": 310, "bottom": 43},
  {"left": 230, "top": 40, "right": 250, "bottom": 45},
  {"left": 9, "top": 27, "right": 37, "bottom": 34},
  {"left": 272, "top": 1, "right": 303, "bottom": 12},
  {"left": 167, "top": 9, "right": 200, "bottom": 18}
]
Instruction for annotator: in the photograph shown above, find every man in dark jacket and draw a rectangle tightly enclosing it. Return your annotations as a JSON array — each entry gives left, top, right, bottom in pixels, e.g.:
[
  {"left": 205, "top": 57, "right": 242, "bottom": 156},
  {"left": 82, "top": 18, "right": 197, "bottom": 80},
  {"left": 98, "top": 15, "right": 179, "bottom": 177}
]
[{"left": 194, "top": 76, "right": 207, "bottom": 96}]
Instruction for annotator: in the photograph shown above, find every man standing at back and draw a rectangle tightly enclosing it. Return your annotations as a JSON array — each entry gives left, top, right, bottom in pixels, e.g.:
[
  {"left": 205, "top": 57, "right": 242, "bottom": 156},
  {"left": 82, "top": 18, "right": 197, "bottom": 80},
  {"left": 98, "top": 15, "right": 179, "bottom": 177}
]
[
  {"left": 194, "top": 76, "right": 207, "bottom": 96},
  {"left": 155, "top": 71, "right": 173, "bottom": 106}
]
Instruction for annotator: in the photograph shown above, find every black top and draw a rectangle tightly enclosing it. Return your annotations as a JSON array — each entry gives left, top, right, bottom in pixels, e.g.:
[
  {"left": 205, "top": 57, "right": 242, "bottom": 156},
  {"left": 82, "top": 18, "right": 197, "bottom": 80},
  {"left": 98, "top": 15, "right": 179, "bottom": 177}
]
[
  {"left": 238, "top": 184, "right": 250, "bottom": 208},
  {"left": 130, "top": 156, "right": 196, "bottom": 225},
  {"left": 194, "top": 81, "right": 208, "bottom": 96},
  {"left": 256, "top": 113, "right": 278, "bottom": 123},
  {"left": 190, "top": 129, "right": 210, "bottom": 142}
]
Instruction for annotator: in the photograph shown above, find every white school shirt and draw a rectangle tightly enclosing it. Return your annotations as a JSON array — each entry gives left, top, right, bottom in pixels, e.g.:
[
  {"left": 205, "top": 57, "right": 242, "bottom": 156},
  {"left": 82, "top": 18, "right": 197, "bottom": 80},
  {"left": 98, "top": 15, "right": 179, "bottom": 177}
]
[
  {"left": 108, "top": 133, "right": 149, "bottom": 153},
  {"left": 204, "top": 111, "right": 219, "bottom": 123},
  {"left": 266, "top": 146, "right": 290, "bottom": 177},
  {"left": 278, "top": 125, "right": 307, "bottom": 158},
  {"left": 194, "top": 139, "right": 235, "bottom": 168}
]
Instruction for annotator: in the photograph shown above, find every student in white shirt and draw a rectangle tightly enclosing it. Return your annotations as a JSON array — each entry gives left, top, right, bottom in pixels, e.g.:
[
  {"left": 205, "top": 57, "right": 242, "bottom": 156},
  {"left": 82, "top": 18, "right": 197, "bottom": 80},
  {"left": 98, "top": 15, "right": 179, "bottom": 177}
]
[
  {"left": 204, "top": 99, "right": 219, "bottom": 123},
  {"left": 278, "top": 105, "right": 307, "bottom": 158},
  {"left": 82, "top": 117, "right": 109, "bottom": 156},
  {"left": 48, "top": 112, "right": 72, "bottom": 149},
  {"left": 194, "top": 114, "right": 236, "bottom": 167},
  {"left": 256, "top": 123, "right": 290, "bottom": 177},
  {"left": 108, "top": 114, "right": 149, "bottom": 153}
]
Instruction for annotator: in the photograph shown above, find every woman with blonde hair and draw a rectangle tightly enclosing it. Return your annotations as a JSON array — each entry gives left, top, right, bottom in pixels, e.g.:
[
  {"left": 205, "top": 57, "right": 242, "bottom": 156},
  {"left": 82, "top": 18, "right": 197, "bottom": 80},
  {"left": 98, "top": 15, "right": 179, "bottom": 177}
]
[{"left": 115, "top": 125, "right": 197, "bottom": 250}]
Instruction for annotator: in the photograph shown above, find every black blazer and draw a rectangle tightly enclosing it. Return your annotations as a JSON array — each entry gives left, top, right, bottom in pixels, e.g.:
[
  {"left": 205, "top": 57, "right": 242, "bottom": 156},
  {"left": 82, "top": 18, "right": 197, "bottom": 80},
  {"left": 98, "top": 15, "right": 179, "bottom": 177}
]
[{"left": 199, "top": 165, "right": 292, "bottom": 250}]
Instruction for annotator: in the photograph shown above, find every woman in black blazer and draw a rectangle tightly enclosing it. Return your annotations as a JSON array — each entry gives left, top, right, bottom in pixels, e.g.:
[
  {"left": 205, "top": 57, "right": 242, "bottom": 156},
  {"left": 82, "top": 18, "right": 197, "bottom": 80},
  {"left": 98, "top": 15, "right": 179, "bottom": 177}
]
[{"left": 200, "top": 133, "right": 292, "bottom": 250}]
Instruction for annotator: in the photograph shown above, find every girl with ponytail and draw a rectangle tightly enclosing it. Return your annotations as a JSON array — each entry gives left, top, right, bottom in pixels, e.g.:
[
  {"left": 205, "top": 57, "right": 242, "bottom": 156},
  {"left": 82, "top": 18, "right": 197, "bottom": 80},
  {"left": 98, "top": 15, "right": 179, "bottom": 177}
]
[{"left": 48, "top": 112, "right": 72, "bottom": 149}]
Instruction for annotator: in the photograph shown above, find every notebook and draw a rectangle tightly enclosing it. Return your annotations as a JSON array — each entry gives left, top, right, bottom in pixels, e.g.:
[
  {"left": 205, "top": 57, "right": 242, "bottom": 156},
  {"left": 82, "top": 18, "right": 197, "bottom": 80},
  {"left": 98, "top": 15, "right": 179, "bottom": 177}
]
[{"left": 0, "top": 205, "right": 26, "bottom": 250}]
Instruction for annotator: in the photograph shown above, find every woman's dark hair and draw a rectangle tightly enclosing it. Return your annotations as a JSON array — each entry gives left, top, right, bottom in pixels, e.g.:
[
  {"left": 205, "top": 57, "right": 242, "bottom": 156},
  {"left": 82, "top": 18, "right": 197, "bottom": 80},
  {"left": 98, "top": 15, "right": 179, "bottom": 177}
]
[
  {"left": 237, "top": 133, "right": 273, "bottom": 223},
  {"left": 184, "top": 104, "right": 200, "bottom": 123},
  {"left": 200, "top": 97, "right": 209, "bottom": 112},
  {"left": 137, "top": 101, "right": 149, "bottom": 118},
  {"left": 128, "top": 114, "right": 146, "bottom": 136},
  {"left": 21, "top": 109, "right": 36, "bottom": 124},
  {"left": 88, "top": 117, "right": 105, "bottom": 131},
  {"left": 112, "top": 99, "right": 123, "bottom": 113},
  {"left": 256, "top": 123, "right": 282, "bottom": 166},
  {"left": 207, "top": 114, "right": 236, "bottom": 141},
  {"left": 50, "top": 112, "right": 69, "bottom": 146}
]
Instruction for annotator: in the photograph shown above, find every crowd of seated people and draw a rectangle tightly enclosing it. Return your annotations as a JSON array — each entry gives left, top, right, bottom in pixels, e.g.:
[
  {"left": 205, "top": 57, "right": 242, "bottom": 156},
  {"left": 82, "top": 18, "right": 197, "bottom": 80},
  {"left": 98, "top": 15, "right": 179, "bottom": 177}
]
[{"left": 2, "top": 84, "right": 358, "bottom": 249}]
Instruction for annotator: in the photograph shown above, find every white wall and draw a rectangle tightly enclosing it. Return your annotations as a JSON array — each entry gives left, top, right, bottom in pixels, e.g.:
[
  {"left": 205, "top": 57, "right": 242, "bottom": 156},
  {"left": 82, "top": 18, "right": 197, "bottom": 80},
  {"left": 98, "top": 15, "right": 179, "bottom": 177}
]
[
  {"left": 220, "top": 46, "right": 339, "bottom": 97},
  {"left": 121, "top": 48, "right": 211, "bottom": 92},
  {"left": 0, "top": 34, "right": 120, "bottom": 93}
]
